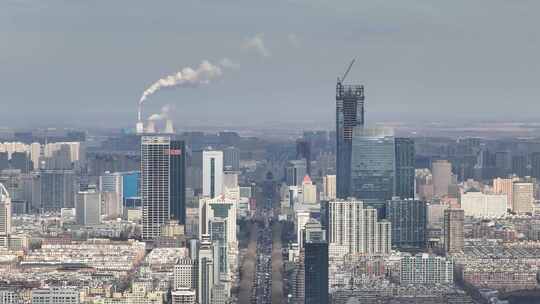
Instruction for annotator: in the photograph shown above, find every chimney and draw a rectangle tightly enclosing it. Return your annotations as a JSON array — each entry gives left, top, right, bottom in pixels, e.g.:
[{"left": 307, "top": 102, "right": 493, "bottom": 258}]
[{"left": 164, "top": 119, "right": 174, "bottom": 134}]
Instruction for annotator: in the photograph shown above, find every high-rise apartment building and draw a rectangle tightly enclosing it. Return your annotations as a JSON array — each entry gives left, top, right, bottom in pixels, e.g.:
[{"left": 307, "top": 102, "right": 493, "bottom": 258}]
[
  {"left": 174, "top": 258, "right": 198, "bottom": 291},
  {"left": 512, "top": 182, "right": 534, "bottom": 214},
  {"left": 400, "top": 253, "right": 453, "bottom": 285},
  {"left": 336, "top": 82, "right": 364, "bottom": 199},
  {"left": 443, "top": 209, "right": 464, "bottom": 254},
  {"left": 141, "top": 136, "right": 186, "bottom": 240},
  {"left": 75, "top": 190, "right": 101, "bottom": 226},
  {"left": 395, "top": 138, "right": 415, "bottom": 199},
  {"left": 432, "top": 160, "right": 452, "bottom": 198},
  {"left": 304, "top": 221, "right": 328, "bottom": 304},
  {"left": 386, "top": 198, "right": 426, "bottom": 249},
  {"left": 493, "top": 177, "right": 519, "bottom": 211},
  {"left": 39, "top": 169, "right": 75, "bottom": 210},
  {"left": 350, "top": 127, "right": 395, "bottom": 201},
  {"left": 460, "top": 192, "right": 507, "bottom": 218},
  {"left": 0, "top": 183, "right": 12, "bottom": 237},
  {"left": 328, "top": 199, "right": 391, "bottom": 255},
  {"left": 203, "top": 150, "right": 223, "bottom": 199},
  {"left": 322, "top": 175, "right": 336, "bottom": 201}
]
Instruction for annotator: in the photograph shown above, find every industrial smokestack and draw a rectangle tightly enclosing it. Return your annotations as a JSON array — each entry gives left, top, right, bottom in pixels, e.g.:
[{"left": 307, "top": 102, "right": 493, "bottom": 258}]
[{"left": 164, "top": 119, "right": 174, "bottom": 134}]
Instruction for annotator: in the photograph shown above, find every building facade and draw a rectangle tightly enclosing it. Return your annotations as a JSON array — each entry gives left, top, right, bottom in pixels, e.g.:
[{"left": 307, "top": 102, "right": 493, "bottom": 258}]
[
  {"left": 336, "top": 82, "right": 365, "bottom": 199},
  {"left": 202, "top": 150, "right": 223, "bottom": 199},
  {"left": 350, "top": 127, "right": 395, "bottom": 201},
  {"left": 386, "top": 198, "right": 426, "bottom": 249},
  {"left": 395, "top": 138, "right": 415, "bottom": 199}
]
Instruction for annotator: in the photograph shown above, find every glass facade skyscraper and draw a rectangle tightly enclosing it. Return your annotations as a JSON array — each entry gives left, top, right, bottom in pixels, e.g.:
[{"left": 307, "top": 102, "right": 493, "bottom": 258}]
[
  {"left": 350, "top": 127, "right": 395, "bottom": 201},
  {"left": 141, "top": 136, "right": 186, "bottom": 240},
  {"left": 386, "top": 198, "right": 427, "bottom": 249},
  {"left": 395, "top": 137, "right": 415, "bottom": 199},
  {"left": 336, "top": 83, "right": 365, "bottom": 198}
]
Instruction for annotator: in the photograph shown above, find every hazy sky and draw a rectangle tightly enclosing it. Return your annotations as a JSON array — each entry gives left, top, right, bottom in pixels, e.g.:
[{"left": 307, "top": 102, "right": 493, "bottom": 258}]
[{"left": 2, "top": 0, "right": 540, "bottom": 129}]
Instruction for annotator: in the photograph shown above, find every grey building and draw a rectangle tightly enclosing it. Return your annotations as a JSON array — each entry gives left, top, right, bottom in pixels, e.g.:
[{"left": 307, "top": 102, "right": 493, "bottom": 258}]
[
  {"left": 395, "top": 138, "right": 415, "bottom": 199},
  {"left": 336, "top": 82, "right": 365, "bottom": 199},
  {"left": 285, "top": 159, "right": 307, "bottom": 186},
  {"left": 39, "top": 170, "right": 75, "bottom": 210},
  {"left": 223, "top": 146, "right": 240, "bottom": 171},
  {"left": 386, "top": 198, "right": 426, "bottom": 249},
  {"left": 75, "top": 190, "right": 101, "bottom": 226},
  {"left": 350, "top": 127, "right": 395, "bottom": 201}
]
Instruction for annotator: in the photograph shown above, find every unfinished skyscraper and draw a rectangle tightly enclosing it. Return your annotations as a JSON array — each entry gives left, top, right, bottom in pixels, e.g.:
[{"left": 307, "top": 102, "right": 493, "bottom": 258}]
[{"left": 336, "top": 60, "right": 365, "bottom": 198}]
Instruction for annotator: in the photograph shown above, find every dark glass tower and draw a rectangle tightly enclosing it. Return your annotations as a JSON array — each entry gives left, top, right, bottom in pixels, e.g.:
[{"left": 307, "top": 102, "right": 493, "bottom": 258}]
[
  {"left": 170, "top": 140, "right": 186, "bottom": 224},
  {"left": 386, "top": 198, "right": 426, "bottom": 249},
  {"left": 304, "top": 224, "right": 329, "bottom": 304},
  {"left": 350, "top": 127, "right": 395, "bottom": 201},
  {"left": 395, "top": 138, "right": 415, "bottom": 199},
  {"left": 336, "top": 82, "right": 364, "bottom": 199}
]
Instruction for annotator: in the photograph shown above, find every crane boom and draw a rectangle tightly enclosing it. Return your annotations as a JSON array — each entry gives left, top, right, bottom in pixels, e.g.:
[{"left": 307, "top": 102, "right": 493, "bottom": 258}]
[{"left": 340, "top": 59, "right": 356, "bottom": 83}]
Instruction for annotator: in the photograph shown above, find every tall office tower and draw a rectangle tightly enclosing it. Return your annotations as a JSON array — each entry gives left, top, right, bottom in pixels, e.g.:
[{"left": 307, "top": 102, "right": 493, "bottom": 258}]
[
  {"left": 296, "top": 139, "right": 312, "bottom": 175},
  {"left": 40, "top": 169, "right": 75, "bottom": 210},
  {"left": 432, "top": 160, "right": 452, "bottom": 198},
  {"left": 531, "top": 152, "right": 540, "bottom": 180},
  {"left": 172, "top": 288, "right": 197, "bottom": 304},
  {"left": 493, "top": 177, "right": 519, "bottom": 211},
  {"left": 512, "top": 154, "right": 528, "bottom": 177},
  {"left": 174, "top": 258, "right": 198, "bottom": 291},
  {"left": 328, "top": 199, "right": 391, "bottom": 255},
  {"left": 99, "top": 172, "right": 123, "bottom": 218},
  {"left": 198, "top": 235, "right": 214, "bottom": 304},
  {"left": 285, "top": 159, "right": 307, "bottom": 186},
  {"left": 386, "top": 198, "right": 426, "bottom": 249},
  {"left": 0, "top": 184, "right": 12, "bottom": 237},
  {"left": 322, "top": 175, "right": 336, "bottom": 201},
  {"left": 304, "top": 220, "right": 328, "bottom": 304},
  {"left": 223, "top": 146, "right": 240, "bottom": 171},
  {"left": 301, "top": 175, "right": 317, "bottom": 204},
  {"left": 336, "top": 80, "right": 365, "bottom": 199},
  {"left": 512, "top": 182, "right": 534, "bottom": 214},
  {"left": 199, "top": 197, "right": 237, "bottom": 245},
  {"left": 443, "top": 209, "right": 464, "bottom": 254},
  {"left": 350, "top": 127, "right": 395, "bottom": 201},
  {"left": 209, "top": 218, "right": 229, "bottom": 279},
  {"left": 141, "top": 136, "right": 186, "bottom": 240},
  {"left": 75, "top": 190, "right": 101, "bottom": 226},
  {"left": 395, "top": 138, "right": 415, "bottom": 199},
  {"left": 202, "top": 150, "right": 223, "bottom": 199}
]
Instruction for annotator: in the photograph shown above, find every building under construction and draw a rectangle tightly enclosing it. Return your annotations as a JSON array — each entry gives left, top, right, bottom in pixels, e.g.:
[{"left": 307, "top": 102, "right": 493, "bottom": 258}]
[{"left": 336, "top": 60, "right": 365, "bottom": 199}]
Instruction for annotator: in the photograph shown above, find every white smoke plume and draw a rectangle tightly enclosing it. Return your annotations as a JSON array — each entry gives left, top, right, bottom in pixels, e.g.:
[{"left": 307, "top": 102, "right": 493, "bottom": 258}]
[
  {"left": 139, "top": 60, "right": 223, "bottom": 105},
  {"left": 148, "top": 104, "right": 172, "bottom": 121},
  {"left": 220, "top": 57, "right": 240, "bottom": 69},
  {"left": 243, "top": 33, "right": 271, "bottom": 57}
]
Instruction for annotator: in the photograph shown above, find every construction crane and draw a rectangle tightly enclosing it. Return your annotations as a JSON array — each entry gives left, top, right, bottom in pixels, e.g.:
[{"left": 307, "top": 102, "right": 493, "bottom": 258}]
[{"left": 338, "top": 58, "right": 356, "bottom": 84}]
